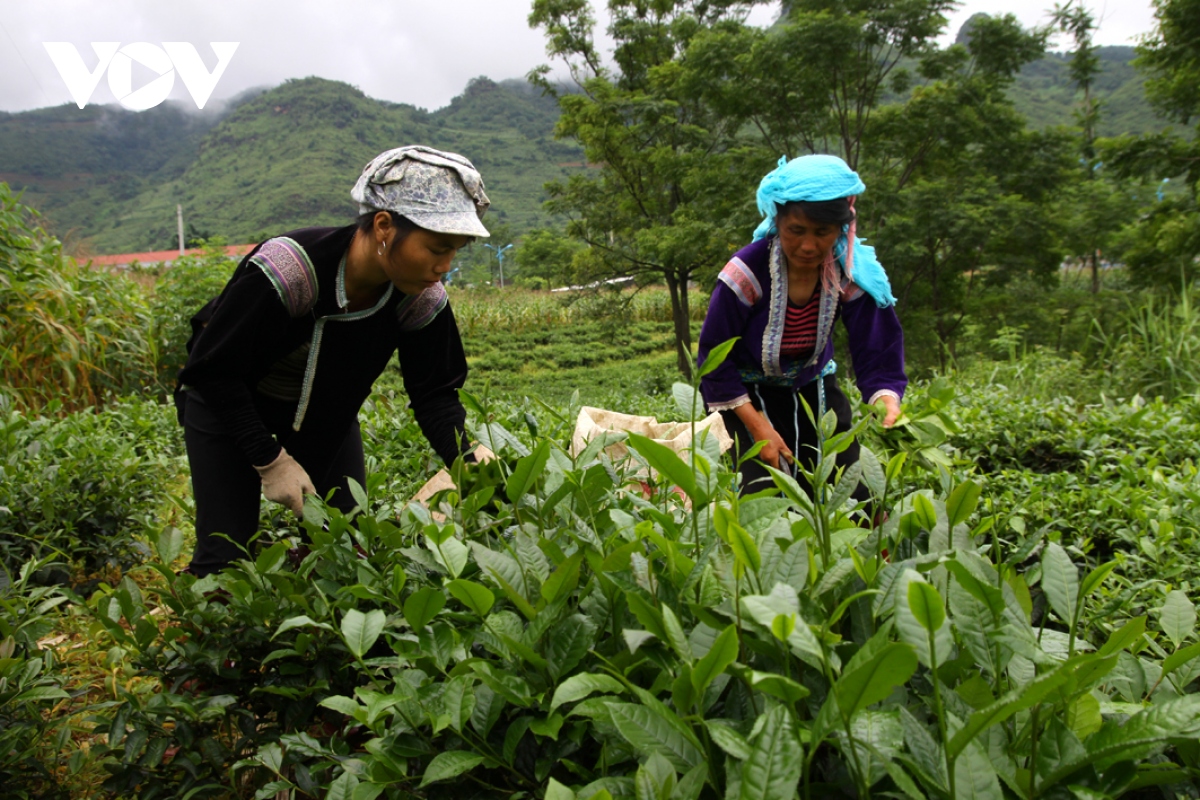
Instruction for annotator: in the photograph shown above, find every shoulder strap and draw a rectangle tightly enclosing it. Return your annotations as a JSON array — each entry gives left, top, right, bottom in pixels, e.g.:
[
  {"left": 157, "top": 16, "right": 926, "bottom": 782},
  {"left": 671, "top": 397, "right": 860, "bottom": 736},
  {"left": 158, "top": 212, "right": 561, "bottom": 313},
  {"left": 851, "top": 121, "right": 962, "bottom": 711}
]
[{"left": 249, "top": 237, "right": 319, "bottom": 318}]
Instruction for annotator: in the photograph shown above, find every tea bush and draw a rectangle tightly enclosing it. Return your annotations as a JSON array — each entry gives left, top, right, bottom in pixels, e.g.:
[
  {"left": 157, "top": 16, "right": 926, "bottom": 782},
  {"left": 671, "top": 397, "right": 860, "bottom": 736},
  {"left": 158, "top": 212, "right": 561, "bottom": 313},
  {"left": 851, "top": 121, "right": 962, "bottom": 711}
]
[
  {"left": 0, "top": 559, "right": 71, "bottom": 798},
  {"left": 87, "top": 380, "right": 1200, "bottom": 798},
  {"left": 0, "top": 395, "right": 183, "bottom": 577}
]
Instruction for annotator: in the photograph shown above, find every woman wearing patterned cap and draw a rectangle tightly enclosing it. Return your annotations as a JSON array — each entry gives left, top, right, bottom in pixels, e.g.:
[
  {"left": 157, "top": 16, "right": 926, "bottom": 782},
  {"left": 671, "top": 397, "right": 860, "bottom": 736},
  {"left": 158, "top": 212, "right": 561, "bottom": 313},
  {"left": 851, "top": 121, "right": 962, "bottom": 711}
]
[
  {"left": 175, "top": 146, "right": 491, "bottom": 576},
  {"left": 697, "top": 154, "right": 907, "bottom": 499}
]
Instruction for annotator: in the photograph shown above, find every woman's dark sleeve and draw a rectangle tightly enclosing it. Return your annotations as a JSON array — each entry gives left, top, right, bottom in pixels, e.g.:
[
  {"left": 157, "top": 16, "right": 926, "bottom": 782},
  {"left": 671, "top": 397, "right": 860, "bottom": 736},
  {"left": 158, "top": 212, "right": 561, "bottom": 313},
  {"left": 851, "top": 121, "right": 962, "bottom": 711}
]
[
  {"left": 698, "top": 281, "right": 754, "bottom": 411},
  {"left": 396, "top": 302, "right": 470, "bottom": 464},
  {"left": 178, "top": 268, "right": 291, "bottom": 466},
  {"left": 840, "top": 293, "right": 907, "bottom": 403}
]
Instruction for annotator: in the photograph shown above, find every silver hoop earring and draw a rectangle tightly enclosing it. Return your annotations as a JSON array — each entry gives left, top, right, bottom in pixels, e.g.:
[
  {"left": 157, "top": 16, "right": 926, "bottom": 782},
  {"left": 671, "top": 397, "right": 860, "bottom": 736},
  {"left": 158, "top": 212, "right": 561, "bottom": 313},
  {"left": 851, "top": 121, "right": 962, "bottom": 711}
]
[{"left": 377, "top": 242, "right": 386, "bottom": 256}]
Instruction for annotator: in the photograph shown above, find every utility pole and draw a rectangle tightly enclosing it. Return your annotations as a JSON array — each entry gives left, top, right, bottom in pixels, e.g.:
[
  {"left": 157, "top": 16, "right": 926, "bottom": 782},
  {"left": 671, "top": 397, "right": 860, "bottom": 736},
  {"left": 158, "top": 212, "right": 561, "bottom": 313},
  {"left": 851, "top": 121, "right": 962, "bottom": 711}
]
[
  {"left": 176, "top": 204, "right": 185, "bottom": 256},
  {"left": 483, "top": 243, "right": 513, "bottom": 287}
]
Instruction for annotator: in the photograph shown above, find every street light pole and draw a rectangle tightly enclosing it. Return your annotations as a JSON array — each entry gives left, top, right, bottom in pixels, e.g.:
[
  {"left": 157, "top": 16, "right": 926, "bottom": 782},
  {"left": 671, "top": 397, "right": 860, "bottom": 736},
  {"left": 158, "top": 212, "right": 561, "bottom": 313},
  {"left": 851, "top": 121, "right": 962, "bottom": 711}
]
[{"left": 483, "top": 243, "right": 514, "bottom": 287}]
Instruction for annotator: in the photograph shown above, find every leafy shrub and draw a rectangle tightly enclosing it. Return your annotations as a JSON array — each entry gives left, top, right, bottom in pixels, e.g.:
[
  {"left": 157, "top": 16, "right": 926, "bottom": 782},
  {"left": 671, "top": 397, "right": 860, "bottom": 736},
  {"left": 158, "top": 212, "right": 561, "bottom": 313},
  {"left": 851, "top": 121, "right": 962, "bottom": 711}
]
[
  {"left": 0, "top": 559, "right": 71, "bottom": 798},
  {"left": 0, "top": 395, "right": 182, "bottom": 577},
  {"left": 88, "top": 385, "right": 1200, "bottom": 798},
  {"left": 1096, "top": 288, "right": 1200, "bottom": 400},
  {"left": 0, "top": 183, "right": 155, "bottom": 413}
]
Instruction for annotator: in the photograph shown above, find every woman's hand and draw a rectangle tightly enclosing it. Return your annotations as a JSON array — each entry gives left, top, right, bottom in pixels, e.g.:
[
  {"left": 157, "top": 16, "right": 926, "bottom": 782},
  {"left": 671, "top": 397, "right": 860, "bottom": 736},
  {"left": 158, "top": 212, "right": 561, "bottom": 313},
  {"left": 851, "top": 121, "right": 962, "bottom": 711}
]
[
  {"left": 255, "top": 447, "right": 316, "bottom": 515},
  {"left": 734, "top": 403, "right": 793, "bottom": 470},
  {"left": 877, "top": 394, "right": 901, "bottom": 428}
]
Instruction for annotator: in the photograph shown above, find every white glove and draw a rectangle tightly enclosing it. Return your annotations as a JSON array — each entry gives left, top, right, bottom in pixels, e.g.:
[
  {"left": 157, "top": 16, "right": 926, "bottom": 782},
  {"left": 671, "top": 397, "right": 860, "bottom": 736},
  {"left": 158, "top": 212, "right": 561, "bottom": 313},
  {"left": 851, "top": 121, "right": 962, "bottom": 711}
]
[
  {"left": 254, "top": 447, "right": 316, "bottom": 515},
  {"left": 473, "top": 444, "right": 496, "bottom": 464}
]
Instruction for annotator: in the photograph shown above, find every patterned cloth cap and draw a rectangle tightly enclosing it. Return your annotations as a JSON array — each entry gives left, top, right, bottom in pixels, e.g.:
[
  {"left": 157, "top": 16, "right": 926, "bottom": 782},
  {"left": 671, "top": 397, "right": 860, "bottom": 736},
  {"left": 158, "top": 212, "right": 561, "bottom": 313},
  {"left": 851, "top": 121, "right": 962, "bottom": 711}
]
[{"left": 351, "top": 145, "right": 490, "bottom": 237}]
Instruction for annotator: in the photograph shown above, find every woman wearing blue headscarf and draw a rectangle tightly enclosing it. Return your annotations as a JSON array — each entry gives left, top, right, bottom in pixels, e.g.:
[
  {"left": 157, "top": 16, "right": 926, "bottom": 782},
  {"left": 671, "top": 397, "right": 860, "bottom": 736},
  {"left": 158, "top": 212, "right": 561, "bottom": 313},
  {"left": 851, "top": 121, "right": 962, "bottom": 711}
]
[{"left": 697, "top": 154, "right": 907, "bottom": 497}]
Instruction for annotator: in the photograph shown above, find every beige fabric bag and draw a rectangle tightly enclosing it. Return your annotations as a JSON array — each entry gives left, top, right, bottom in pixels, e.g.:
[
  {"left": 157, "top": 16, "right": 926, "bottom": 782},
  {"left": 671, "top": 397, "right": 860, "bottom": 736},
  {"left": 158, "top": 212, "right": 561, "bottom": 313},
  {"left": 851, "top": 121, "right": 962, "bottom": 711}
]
[
  {"left": 411, "top": 407, "right": 733, "bottom": 508},
  {"left": 569, "top": 406, "right": 732, "bottom": 461}
]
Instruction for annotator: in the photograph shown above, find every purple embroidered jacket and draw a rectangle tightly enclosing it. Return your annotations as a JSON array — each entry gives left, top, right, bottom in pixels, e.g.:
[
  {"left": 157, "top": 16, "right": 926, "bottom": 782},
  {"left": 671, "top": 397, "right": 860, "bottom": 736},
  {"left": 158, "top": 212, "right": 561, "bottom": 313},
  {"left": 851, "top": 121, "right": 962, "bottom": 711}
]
[{"left": 698, "top": 237, "right": 907, "bottom": 411}]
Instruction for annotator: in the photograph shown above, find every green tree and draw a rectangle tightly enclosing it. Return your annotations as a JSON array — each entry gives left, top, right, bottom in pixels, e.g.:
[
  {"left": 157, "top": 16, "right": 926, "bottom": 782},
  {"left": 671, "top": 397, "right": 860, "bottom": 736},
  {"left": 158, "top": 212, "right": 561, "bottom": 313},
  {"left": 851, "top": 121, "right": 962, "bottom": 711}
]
[
  {"left": 1104, "top": 0, "right": 1200, "bottom": 285},
  {"left": 517, "top": 228, "right": 587, "bottom": 287},
  {"left": 684, "top": 0, "right": 957, "bottom": 169},
  {"left": 1051, "top": 0, "right": 1119, "bottom": 295},
  {"left": 529, "top": 0, "right": 766, "bottom": 378},
  {"left": 867, "top": 18, "right": 1071, "bottom": 364}
]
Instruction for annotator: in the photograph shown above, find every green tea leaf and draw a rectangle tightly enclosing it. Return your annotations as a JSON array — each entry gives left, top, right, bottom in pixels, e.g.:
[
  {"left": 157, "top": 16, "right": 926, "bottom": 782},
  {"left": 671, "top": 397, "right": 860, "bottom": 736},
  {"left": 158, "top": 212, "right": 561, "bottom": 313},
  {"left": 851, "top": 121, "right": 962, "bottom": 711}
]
[
  {"left": 727, "top": 521, "right": 761, "bottom": 574},
  {"left": 546, "top": 777, "right": 577, "bottom": 800},
  {"left": 833, "top": 642, "right": 917, "bottom": 722},
  {"left": 1079, "top": 561, "right": 1117, "bottom": 600},
  {"left": 947, "top": 654, "right": 1112, "bottom": 759},
  {"left": 661, "top": 605, "right": 692, "bottom": 664},
  {"left": 431, "top": 536, "right": 470, "bottom": 579},
  {"left": 447, "top": 579, "right": 496, "bottom": 617},
  {"left": 506, "top": 440, "right": 551, "bottom": 503},
  {"left": 945, "top": 480, "right": 982, "bottom": 528},
  {"left": 953, "top": 740, "right": 1003, "bottom": 800},
  {"left": 705, "top": 719, "right": 751, "bottom": 760},
  {"left": 697, "top": 337, "right": 738, "bottom": 378},
  {"left": 326, "top": 771, "right": 359, "bottom": 800},
  {"left": 625, "top": 591, "right": 666, "bottom": 641},
  {"left": 341, "top": 609, "right": 385, "bottom": 660},
  {"left": 1041, "top": 542, "right": 1079, "bottom": 626},
  {"left": 672, "top": 382, "right": 700, "bottom": 421},
  {"left": 1067, "top": 692, "right": 1102, "bottom": 739},
  {"left": 418, "top": 750, "right": 486, "bottom": 787},
  {"left": 885, "top": 451, "right": 908, "bottom": 484},
  {"left": 1162, "top": 640, "right": 1200, "bottom": 679},
  {"left": 607, "top": 702, "right": 704, "bottom": 771},
  {"left": 1160, "top": 589, "right": 1196, "bottom": 649},
  {"left": 913, "top": 493, "right": 938, "bottom": 531},
  {"left": 319, "top": 695, "right": 364, "bottom": 720},
  {"left": 403, "top": 587, "right": 446, "bottom": 632},
  {"left": 672, "top": 665, "right": 696, "bottom": 714},
  {"left": 692, "top": 624, "right": 738, "bottom": 699},
  {"left": 156, "top": 527, "right": 183, "bottom": 566},
  {"left": 273, "top": 615, "right": 334, "bottom": 638},
  {"left": 550, "top": 674, "right": 627, "bottom": 712},
  {"left": 747, "top": 671, "right": 810, "bottom": 704},
  {"left": 907, "top": 580, "right": 945, "bottom": 633},
  {"left": 458, "top": 389, "right": 486, "bottom": 417},
  {"left": 541, "top": 552, "right": 585, "bottom": 604},
  {"left": 627, "top": 432, "right": 700, "bottom": 502},
  {"left": 347, "top": 477, "right": 368, "bottom": 514},
  {"left": 547, "top": 614, "right": 597, "bottom": 679},
  {"left": 852, "top": 445, "right": 884, "bottom": 502},
  {"left": 739, "top": 705, "right": 802, "bottom": 800}
]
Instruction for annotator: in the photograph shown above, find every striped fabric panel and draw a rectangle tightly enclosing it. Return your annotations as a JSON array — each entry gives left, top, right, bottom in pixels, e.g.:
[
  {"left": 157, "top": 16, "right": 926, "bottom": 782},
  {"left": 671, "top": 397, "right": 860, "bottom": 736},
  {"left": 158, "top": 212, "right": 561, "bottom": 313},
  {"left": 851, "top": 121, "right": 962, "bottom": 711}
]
[
  {"left": 717, "top": 257, "right": 762, "bottom": 306},
  {"left": 395, "top": 283, "right": 448, "bottom": 331},
  {"left": 250, "top": 237, "right": 319, "bottom": 318},
  {"left": 779, "top": 291, "right": 821, "bottom": 358}
]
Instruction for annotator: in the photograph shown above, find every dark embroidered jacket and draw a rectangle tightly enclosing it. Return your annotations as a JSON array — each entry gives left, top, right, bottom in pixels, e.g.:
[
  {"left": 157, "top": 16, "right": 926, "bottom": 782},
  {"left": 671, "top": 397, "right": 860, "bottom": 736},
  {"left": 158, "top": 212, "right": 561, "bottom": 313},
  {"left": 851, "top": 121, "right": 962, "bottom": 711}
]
[{"left": 176, "top": 225, "right": 469, "bottom": 466}]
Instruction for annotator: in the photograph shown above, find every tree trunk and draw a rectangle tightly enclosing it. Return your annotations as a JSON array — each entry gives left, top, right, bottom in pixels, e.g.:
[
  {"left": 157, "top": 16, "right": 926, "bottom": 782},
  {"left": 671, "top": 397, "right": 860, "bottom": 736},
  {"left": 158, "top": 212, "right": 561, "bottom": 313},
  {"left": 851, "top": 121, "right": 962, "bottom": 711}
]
[
  {"left": 666, "top": 270, "right": 693, "bottom": 380},
  {"left": 1091, "top": 248, "right": 1100, "bottom": 295}
]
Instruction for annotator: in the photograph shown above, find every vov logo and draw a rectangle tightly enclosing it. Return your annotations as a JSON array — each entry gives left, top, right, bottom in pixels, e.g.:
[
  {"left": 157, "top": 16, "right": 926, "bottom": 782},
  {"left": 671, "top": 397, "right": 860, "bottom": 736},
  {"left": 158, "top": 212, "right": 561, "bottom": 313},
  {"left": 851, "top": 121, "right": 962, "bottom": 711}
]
[{"left": 43, "top": 42, "right": 239, "bottom": 111}]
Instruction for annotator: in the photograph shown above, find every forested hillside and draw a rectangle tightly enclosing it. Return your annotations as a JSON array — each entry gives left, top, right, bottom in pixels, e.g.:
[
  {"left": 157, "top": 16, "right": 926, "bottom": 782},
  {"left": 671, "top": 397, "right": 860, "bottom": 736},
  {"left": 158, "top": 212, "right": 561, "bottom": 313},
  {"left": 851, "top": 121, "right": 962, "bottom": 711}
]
[
  {"left": 1011, "top": 46, "right": 1163, "bottom": 135},
  {"left": 0, "top": 76, "right": 582, "bottom": 254}
]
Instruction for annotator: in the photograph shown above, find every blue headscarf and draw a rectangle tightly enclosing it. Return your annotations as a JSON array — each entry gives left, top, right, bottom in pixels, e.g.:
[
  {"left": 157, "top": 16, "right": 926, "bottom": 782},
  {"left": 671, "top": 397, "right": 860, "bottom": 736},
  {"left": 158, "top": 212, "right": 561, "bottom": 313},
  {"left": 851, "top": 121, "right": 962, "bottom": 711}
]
[{"left": 753, "top": 154, "right": 896, "bottom": 308}]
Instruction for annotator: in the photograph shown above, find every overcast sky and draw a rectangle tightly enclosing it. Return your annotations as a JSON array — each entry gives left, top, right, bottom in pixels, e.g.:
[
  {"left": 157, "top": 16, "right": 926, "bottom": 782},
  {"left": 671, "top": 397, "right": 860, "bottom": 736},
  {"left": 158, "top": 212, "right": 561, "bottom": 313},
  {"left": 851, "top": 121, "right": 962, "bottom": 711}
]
[{"left": 0, "top": 0, "right": 1158, "bottom": 115}]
